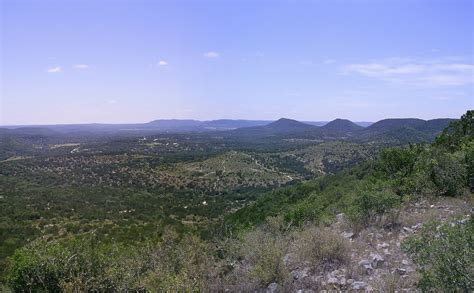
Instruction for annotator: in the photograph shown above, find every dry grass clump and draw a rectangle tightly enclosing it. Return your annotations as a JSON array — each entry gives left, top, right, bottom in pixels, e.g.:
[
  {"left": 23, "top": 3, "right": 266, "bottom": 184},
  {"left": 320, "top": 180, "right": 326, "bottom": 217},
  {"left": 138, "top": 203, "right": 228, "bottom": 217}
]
[
  {"left": 291, "top": 225, "right": 350, "bottom": 272},
  {"left": 228, "top": 216, "right": 292, "bottom": 289}
]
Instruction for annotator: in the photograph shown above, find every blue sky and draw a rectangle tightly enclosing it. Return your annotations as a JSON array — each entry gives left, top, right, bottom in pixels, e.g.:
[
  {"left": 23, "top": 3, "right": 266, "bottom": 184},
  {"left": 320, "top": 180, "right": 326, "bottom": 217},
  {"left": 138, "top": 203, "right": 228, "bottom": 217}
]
[{"left": 1, "top": 0, "right": 473, "bottom": 125}]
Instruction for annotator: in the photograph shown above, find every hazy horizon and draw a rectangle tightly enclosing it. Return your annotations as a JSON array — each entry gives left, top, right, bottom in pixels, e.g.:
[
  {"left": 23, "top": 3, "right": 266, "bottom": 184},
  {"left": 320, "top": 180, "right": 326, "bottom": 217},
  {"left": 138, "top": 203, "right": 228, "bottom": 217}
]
[{"left": 1, "top": 0, "right": 473, "bottom": 125}]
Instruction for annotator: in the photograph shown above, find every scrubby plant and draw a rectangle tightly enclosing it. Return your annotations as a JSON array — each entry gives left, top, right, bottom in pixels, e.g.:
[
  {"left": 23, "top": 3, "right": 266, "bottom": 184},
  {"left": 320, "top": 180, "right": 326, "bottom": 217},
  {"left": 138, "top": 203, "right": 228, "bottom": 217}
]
[
  {"left": 435, "top": 110, "right": 473, "bottom": 151},
  {"left": 402, "top": 216, "right": 474, "bottom": 291},
  {"left": 378, "top": 145, "right": 422, "bottom": 178},
  {"left": 231, "top": 216, "right": 291, "bottom": 288},
  {"left": 347, "top": 188, "right": 400, "bottom": 227},
  {"left": 143, "top": 230, "right": 219, "bottom": 291},
  {"left": 291, "top": 225, "right": 350, "bottom": 271},
  {"left": 6, "top": 231, "right": 219, "bottom": 292},
  {"left": 428, "top": 151, "right": 467, "bottom": 196},
  {"left": 6, "top": 234, "right": 148, "bottom": 292}
]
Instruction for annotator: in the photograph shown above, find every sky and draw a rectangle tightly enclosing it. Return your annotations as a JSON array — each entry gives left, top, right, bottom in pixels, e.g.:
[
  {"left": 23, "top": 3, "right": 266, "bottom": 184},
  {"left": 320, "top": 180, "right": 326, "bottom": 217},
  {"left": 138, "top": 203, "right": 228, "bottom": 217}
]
[{"left": 1, "top": 0, "right": 473, "bottom": 125}]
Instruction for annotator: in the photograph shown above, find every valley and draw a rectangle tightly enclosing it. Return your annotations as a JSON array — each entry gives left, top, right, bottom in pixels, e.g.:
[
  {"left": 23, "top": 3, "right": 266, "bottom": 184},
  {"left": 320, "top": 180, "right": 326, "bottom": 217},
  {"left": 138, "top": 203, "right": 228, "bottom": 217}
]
[{"left": 0, "top": 113, "right": 472, "bottom": 291}]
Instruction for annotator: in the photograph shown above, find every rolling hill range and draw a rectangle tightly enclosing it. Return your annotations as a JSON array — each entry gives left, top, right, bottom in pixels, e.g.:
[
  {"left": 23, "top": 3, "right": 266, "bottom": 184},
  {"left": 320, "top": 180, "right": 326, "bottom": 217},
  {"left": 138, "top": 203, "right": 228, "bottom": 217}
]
[
  {"left": 356, "top": 118, "right": 456, "bottom": 143},
  {"left": 229, "top": 117, "right": 456, "bottom": 143},
  {"left": 0, "top": 117, "right": 456, "bottom": 145}
]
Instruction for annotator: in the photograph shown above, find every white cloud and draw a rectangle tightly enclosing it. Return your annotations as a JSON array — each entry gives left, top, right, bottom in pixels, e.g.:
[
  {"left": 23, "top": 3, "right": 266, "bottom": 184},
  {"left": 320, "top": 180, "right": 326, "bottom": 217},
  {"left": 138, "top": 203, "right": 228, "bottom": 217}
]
[
  {"left": 47, "top": 66, "right": 62, "bottom": 73},
  {"left": 157, "top": 60, "right": 168, "bottom": 66},
  {"left": 342, "top": 58, "right": 474, "bottom": 86},
  {"left": 74, "top": 64, "right": 90, "bottom": 69},
  {"left": 107, "top": 99, "right": 118, "bottom": 104},
  {"left": 204, "top": 51, "right": 220, "bottom": 58}
]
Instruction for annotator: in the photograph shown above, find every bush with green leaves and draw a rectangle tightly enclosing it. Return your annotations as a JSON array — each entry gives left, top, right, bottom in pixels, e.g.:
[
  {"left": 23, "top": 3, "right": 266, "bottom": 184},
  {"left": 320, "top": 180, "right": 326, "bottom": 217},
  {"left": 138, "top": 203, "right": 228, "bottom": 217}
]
[
  {"left": 435, "top": 110, "right": 473, "bottom": 151},
  {"left": 6, "top": 235, "right": 148, "bottom": 292},
  {"left": 347, "top": 187, "right": 400, "bottom": 227},
  {"left": 6, "top": 231, "right": 219, "bottom": 292},
  {"left": 402, "top": 216, "right": 474, "bottom": 291},
  {"left": 428, "top": 151, "right": 467, "bottom": 196},
  {"left": 378, "top": 145, "right": 422, "bottom": 179}
]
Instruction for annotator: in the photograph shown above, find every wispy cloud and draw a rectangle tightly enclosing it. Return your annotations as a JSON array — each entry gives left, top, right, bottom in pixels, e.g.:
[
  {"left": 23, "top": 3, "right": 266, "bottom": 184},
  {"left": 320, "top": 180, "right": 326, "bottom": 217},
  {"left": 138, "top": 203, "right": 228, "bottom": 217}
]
[
  {"left": 157, "top": 60, "right": 168, "bottom": 66},
  {"left": 47, "top": 66, "right": 62, "bottom": 73},
  {"left": 107, "top": 99, "right": 118, "bottom": 104},
  {"left": 204, "top": 51, "right": 220, "bottom": 58},
  {"left": 342, "top": 58, "right": 474, "bottom": 86},
  {"left": 74, "top": 64, "right": 90, "bottom": 69}
]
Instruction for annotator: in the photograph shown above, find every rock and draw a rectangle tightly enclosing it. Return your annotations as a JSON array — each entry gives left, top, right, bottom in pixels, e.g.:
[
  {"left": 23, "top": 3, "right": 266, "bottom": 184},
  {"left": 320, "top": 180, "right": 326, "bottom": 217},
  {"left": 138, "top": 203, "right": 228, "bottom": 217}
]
[
  {"left": 291, "top": 267, "right": 310, "bottom": 280},
  {"left": 342, "top": 231, "right": 354, "bottom": 239},
  {"left": 336, "top": 213, "right": 345, "bottom": 222},
  {"left": 411, "top": 223, "right": 422, "bottom": 230},
  {"left": 346, "top": 278, "right": 354, "bottom": 285},
  {"left": 358, "top": 259, "right": 373, "bottom": 274},
  {"left": 395, "top": 268, "right": 407, "bottom": 275},
  {"left": 267, "top": 282, "right": 278, "bottom": 292},
  {"left": 338, "top": 277, "right": 347, "bottom": 286},
  {"left": 371, "top": 253, "right": 385, "bottom": 268},
  {"left": 377, "top": 242, "right": 389, "bottom": 249},
  {"left": 283, "top": 253, "right": 293, "bottom": 265},
  {"left": 351, "top": 281, "right": 367, "bottom": 290},
  {"left": 402, "top": 260, "right": 409, "bottom": 266},
  {"left": 327, "top": 277, "right": 339, "bottom": 285},
  {"left": 458, "top": 217, "right": 470, "bottom": 224},
  {"left": 403, "top": 227, "right": 414, "bottom": 233}
]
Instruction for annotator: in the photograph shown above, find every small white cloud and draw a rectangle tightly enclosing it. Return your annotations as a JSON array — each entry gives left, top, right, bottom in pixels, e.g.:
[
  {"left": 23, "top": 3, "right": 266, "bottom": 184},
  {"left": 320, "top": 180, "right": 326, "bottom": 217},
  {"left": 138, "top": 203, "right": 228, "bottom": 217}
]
[
  {"left": 204, "top": 51, "right": 220, "bottom": 58},
  {"left": 157, "top": 60, "right": 168, "bottom": 66},
  {"left": 323, "top": 59, "right": 336, "bottom": 64},
  {"left": 47, "top": 66, "right": 62, "bottom": 73},
  {"left": 342, "top": 58, "right": 474, "bottom": 87},
  {"left": 74, "top": 64, "right": 90, "bottom": 69},
  {"left": 107, "top": 99, "right": 118, "bottom": 104}
]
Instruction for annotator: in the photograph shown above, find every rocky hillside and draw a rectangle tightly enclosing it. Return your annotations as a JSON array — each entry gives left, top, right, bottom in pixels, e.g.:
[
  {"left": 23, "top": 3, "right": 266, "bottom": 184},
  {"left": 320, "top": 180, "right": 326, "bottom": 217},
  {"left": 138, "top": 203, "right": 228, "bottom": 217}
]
[{"left": 277, "top": 197, "right": 472, "bottom": 291}]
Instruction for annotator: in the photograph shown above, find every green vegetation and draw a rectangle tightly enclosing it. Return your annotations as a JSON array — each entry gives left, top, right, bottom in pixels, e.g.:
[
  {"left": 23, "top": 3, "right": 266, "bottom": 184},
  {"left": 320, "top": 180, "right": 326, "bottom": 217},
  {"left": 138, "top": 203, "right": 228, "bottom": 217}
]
[
  {"left": 0, "top": 110, "right": 472, "bottom": 290},
  {"left": 402, "top": 217, "right": 474, "bottom": 291}
]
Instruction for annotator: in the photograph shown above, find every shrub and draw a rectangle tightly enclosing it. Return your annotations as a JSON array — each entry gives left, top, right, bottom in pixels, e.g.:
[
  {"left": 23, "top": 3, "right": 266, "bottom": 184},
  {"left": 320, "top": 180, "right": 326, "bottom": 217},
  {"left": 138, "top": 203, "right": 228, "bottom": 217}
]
[
  {"left": 402, "top": 216, "right": 474, "bottom": 291},
  {"left": 6, "top": 235, "right": 147, "bottom": 292},
  {"left": 347, "top": 189, "right": 400, "bottom": 227},
  {"left": 232, "top": 216, "right": 291, "bottom": 287},
  {"left": 378, "top": 146, "right": 422, "bottom": 178},
  {"left": 143, "top": 231, "right": 218, "bottom": 292},
  {"left": 6, "top": 231, "right": 219, "bottom": 292},
  {"left": 291, "top": 226, "right": 349, "bottom": 271},
  {"left": 428, "top": 151, "right": 467, "bottom": 196},
  {"left": 435, "top": 110, "right": 473, "bottom": 151}
]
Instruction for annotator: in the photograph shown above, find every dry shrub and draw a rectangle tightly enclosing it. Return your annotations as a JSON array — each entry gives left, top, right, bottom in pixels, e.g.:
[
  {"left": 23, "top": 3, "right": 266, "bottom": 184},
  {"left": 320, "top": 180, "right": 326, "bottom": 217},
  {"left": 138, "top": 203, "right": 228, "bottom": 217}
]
[
  {"left": 142, "top": 230, "right": 220, "bottom": 292},
  {"left": 291, "top": 225, "right": 350, "bottom": 272},
  {"left": 231, "top": 216, "right": 292, "bottom": 288}
]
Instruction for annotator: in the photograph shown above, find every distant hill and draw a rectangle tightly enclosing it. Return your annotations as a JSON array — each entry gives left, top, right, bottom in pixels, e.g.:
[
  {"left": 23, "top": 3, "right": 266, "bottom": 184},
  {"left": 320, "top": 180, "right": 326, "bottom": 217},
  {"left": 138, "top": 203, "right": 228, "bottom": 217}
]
[
  {"left": 146, "top": 119, "right": 201, "bottom": 130},
  {"left": 357, "top": 118, "right": 457, "bottom": 143},
  {"left": 201, "top": 119, "right": 271, "bottom": 130},
  {"left": 364, "top": 118, "right": 426, "bottom": 134},
  {"left": 233, "top": 118, "right": 316, "bottom": 136},
  {"left": 265, "top": 118, "right": 315, "bottom": 131},
  {"left": 416, "top": 119, "right": 456, "bottom": 135},
  {"left": 0, "top": 117, "right": 455, "bottom": 144},
  {"left": 320, "top": 119, "right": 364, "bottom": 133}
]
